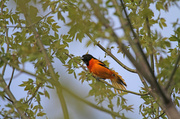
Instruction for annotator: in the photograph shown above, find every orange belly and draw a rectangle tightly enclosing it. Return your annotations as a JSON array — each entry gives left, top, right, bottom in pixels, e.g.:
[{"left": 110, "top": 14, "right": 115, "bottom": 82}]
[{"left": 87, "top": 59, "right": 113, "bottom": 79}]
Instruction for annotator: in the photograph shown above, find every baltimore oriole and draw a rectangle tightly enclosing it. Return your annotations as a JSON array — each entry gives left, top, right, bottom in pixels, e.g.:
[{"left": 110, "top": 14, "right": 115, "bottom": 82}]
[{"left": 81, "top": 54, "right": 127, "bottom": 93}]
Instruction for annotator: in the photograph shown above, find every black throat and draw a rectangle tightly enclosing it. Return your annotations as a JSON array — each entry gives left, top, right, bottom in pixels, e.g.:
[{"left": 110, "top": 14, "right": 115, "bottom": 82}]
[{"left": 81, "top": 54, "right": 94, "bottom": 66}]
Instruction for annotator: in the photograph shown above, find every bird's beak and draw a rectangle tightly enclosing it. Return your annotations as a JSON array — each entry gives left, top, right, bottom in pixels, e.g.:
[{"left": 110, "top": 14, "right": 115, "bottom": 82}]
[{"left": 80, "top": 57, "right": 84, "bottom": 60}]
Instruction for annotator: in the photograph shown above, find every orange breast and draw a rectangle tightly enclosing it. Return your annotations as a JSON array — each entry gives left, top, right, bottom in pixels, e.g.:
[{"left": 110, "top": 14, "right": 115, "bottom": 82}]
[{"left": 87, "top": 59, "right": 113, "bottom": 79}]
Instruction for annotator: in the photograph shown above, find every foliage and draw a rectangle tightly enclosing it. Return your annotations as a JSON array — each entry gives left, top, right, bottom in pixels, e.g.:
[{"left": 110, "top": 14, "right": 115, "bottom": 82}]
[{"left": 0, "top": 0, "right": 180, "bottom": 119}]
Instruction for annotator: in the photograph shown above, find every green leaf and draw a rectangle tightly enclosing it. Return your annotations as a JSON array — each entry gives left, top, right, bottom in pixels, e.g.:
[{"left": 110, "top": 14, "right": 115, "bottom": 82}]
[
  {"left": 76, "top": 32, "right": 84, "bottom": 42},
  {"left": 52, "top": 23, "right": 61, "bottom": 32},
  {"left": 117, "top": 97, "right": 120, "bottom": 107},
  {"left": 176, "top": 27, "right": 180, "bottom": 37},
  {"left": 160, "top": 18, "right": 167, "bottom": 27},
  {"left": 159, "top": 22, "right": 163, "bottom": 29},
  {"left": 44, "top": 89, "right": 50, "bottom": 99},
  {"left": 47, "top": 16, "right": 55, "bottom": 24},
  {"left": 24, "top": 85, "right": 34, "bottom": 91},
  {"left": 29, "top": 5, "right": 38, "bottom": 18},
  {"left": 156, "top": 2, "right": 164, "bottom": 11},
  {"left": 68, "top": 69, "right": 74, "bottom": 74},
  {"left": 78, "top": 71, "right": 87, "bottom": 83},
  {"left": 10, "top": 16, "right": 14, "bottom": 24},
  {"left": 73, "top": 72, "right": 77, "bottom": 79},
  {"left": 37, "top": 111, "right": 46, "bottom": 116},
  {"left": 175, "top": 98, "right": 179, "bottom": 107},
  {"left": 46, "top": 85, "right": 54, "bottom": 89},
  {"left": 19, "top": 83, "right": 26, "bottom": 87},
  {"left": 169, "top": 35, "right": 179, "bottom": 41},
  {"left": 36, "top": 94, "right": 41, "bottom": 103},
  {"left": 57, "top": 11, "right": 65, "bottom": 23},
  {"left": 38, "top": 91, "right": 44, "bottom": 95}
]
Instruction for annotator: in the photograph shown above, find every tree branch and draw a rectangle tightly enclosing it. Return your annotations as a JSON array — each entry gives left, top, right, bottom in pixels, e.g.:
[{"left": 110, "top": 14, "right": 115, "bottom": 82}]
[
  {"left": 27, "top": 10, "right": 53, "bottom": 28},
  {"left": 86, "top": 33, "right": 137, "bottom": 73},
  {"left": 99, "top": 79, "right": 149, "bottom": 96},
  {"left": 146, "top": 17, "right": 154, "bottom": 73},
  {"left": 62, "top": 86, "right": 123, "bottom": 118},
  {"left": 65, "top": 53, "right": 148, "bottom": 96},
  {"left": 114, "top": 0, "right": 176, "bottom": 111},
  {"left": 88, "top": 0, "right": 180, "bottom": 118},
  {"left": 0, "top": 75, "right": 28, "bottom": 119},
  {"left": 16, "top": 1, "right": 69, "bottom": 118},
  {"left": 0, "top": 57, "right": 48, "bottom": 82},
  {"left": 0, "top": 57, "right": 123, "bottom": 118},
  {"left": 7, "top": 68, "right": 15, "bottom": 89},
  {"left": 4, "top": 95, "right": 13, "bottom": 103},
  {"left": 138, "top": 73, "right": 150, "bottom": 92},
  {"left": 2, "top": 16, "right": 10, "bottom": 77},
  {"left": 165, "top": 52, "right": 180, "bottom": 91},
  {"left": 25, "top": 83, "right": 42, "bottom": 104},
  {"left": 154, "top": 111, "right": 165, "bottom": 119},
  {"left": 0, "top": 1, "right": 28, "bottom": 118}
]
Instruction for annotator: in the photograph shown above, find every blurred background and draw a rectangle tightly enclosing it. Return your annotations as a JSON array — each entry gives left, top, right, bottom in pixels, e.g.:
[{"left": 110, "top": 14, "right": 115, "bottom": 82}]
[{"left": 1, "top": 0, "right": 180, "bottom": 119}]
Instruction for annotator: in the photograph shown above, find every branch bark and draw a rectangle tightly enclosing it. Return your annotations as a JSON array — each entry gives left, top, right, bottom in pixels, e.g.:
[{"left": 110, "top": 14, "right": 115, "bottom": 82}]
[
  {"left": 88, "top": 0, "right": 180, "bottom": 118},
  {"left": 165, "top": 52, "right": 180, "bottom": 91},
  {"left": 0, "top": 75, "right": 28, "bottom": 119}
]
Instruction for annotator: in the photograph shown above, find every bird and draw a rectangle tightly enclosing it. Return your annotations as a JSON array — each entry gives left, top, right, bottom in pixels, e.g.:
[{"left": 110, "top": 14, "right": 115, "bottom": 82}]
[{"left": 81, "top": 54, "right": 127, "bottom": 93}]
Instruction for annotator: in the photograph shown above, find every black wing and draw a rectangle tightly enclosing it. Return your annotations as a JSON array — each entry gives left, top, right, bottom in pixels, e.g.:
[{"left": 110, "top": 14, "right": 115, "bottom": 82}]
[{"left": 98, "top": 60, "right": 110, "bottom": 69}]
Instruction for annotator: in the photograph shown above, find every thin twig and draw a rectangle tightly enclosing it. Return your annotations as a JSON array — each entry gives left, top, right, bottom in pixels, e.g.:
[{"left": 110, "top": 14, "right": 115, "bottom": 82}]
[
  {"left": 2, "top": 11, "right": 53, "bottom": 29},
  {"left": 4, "top": 71, "right": 22, "bottom": 81},
  {"left": 65, "top": 53, "right": 148, "bottom": 96},
  {"left": 4, "top": 95, "right": 13, "bottom": 103},
  {"left": 2, "top": 17, "right": 10, "bottom": 76},
  {"left": 2, "top": 25, "right": 27, "bottom": 28},
  {"left": 27, "top": 11, "right": 53, "bottom": 28},
  {"left": 146, "top": 17, "right": 154, "bottom": 73},
  {"left": 117, "top": 0, "right": 172, "bottom": 106},
  {"left": 165, "top": 52, "right": 180, "bottom": 90},
  {"left": 0, "top": 57, "right": 48, "bottom": 82},
  {"left": 138, "top": 73, "right": 149, "bottom": 91},
  {"left": 154, "top": 55, "right": 160, "bottom": 77},
  {"left": 1, "top": 2, "right": 28, "bottom": 118},
  {"left": 86, "top": 33, "right": 137, "bottom": 73},
  {"left": 25, "top": 84, "right": 42, "bottom": 104},
  {"left": 7, "top": 68, "right": 15, "bottom": 89},
  {"left": 108, "top": 97, "right": 115, "bottom": 119},
  {"left": 113, "top": 26, "right": 123, "bottom": 30},
  {"left": 87, "top": 0, "right": 140, "bottom": 76},
  {"left": 99, "top": 79, "right": 149, "bottom": 96},
  {"left": 0, "top": 75, "right": 28, "bottom": 119},
  {"left": 154, "top": 111, "right": 165, "bottom": 119}
]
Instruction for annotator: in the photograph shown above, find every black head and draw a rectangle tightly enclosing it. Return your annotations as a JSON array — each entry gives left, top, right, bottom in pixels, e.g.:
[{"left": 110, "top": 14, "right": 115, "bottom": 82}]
[{"left": 81, "top": 54, "right": 95, "bottom": 66}]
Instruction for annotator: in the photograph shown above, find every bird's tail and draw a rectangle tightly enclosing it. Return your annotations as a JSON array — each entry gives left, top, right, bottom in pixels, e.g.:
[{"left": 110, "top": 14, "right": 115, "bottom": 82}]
[{"left": 110, "top": 70, "right": 127, "bottom": 94}]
